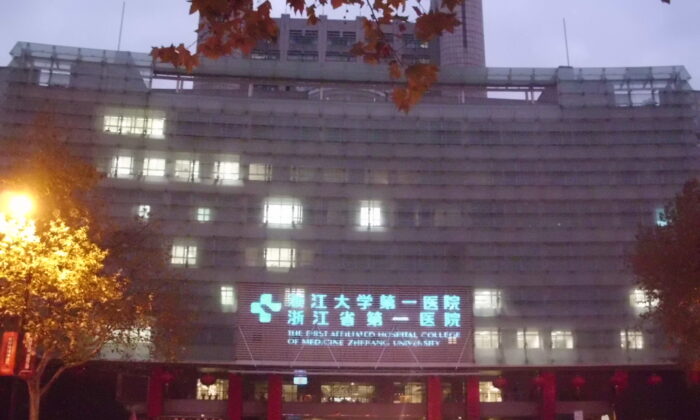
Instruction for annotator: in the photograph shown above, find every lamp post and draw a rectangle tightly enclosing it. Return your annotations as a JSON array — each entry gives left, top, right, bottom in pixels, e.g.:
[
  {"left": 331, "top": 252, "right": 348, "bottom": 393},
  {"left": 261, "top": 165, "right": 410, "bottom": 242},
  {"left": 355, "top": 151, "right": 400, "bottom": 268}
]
[{"left": 0, "top": 191, "right": 35, "bottom": 420}]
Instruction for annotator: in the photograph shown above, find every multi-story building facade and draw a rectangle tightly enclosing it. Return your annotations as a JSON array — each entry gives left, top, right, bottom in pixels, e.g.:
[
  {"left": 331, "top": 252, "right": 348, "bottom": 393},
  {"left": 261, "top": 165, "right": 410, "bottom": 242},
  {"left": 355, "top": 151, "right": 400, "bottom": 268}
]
[{"left": 1, "top": 8, "right": 699, "bottom": 420}]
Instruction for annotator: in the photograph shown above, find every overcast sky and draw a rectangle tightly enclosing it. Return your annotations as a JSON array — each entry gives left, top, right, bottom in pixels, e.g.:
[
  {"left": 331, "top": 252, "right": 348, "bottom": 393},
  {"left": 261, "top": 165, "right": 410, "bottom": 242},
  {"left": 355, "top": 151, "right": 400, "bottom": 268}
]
[{"left": 1, "top": 0, "right": 698, "bottom": 85}]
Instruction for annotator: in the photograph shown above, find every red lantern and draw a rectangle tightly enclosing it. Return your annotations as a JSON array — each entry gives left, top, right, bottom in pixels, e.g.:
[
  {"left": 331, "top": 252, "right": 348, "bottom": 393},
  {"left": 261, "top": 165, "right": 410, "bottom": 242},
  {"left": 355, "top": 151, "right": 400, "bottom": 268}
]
[
  {"left": 647, "top": 373, "right": 663, "bottom": 386},
  {"left": 610, "top": 370, "right": 629, "bottom": 392},
  {"left": 200, "top": 373, "right": 217, "bottom": 386},
  {"left": 160, "top": 370, "right": 175, "bottom": 384},
  {"left": 492, "top": 376, "right": 508, "bottom": 389},
  {"left": 532, "top": 374, "right": 546, "bottom": 387},
  {"left": 571, "top": 375, "right": 586, "bottom": 389}
]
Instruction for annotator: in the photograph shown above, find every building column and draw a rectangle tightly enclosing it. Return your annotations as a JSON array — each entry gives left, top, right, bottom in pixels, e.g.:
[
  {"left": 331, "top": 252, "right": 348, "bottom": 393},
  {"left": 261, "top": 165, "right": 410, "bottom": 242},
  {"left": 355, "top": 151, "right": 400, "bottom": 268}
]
[
  {"left": 539, "top": 372, "right": 556, "bottom": 420},
  {"left": 465, "top": 377, "right": 480, "bottom": 420},
  {"left": 146, "top": 367, "right": 165, "bottom": 419},
  {"left": 427, "top": 375, "right": 442, "bottom": 420},
  {"left": 227, "top": 374, "right": 243, "bottom": 420},
  {"left": 267, "top": 374, "right": 283, "bottom": 420}
]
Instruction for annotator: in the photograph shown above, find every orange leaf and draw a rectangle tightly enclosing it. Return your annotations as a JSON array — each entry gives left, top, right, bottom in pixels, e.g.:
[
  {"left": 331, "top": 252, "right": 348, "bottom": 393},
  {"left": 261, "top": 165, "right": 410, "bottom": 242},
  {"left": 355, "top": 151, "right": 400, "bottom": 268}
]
[
  {"left": 331, "top": 0, "right": 345, "bottom": 9},
  {"left": 389, "top": 61, "right": 402, "bottom": 80},
  {"left": 287, "top": 0, "right": 305, "bottom": 14},
  {"left": 306, "top": 5, "right": 319, "bottom": 25},
  {"left": 415, "top": 11, "right": 460, "bottom": 41}
]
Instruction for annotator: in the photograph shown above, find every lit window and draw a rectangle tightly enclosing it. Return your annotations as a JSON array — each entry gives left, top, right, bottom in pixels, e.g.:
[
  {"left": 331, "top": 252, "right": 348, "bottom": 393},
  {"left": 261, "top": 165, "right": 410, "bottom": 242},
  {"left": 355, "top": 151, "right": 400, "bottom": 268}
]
[
  {"left": 264, "top": 247, "right": 296, "bottom": 271},
  {"left": 620, "top": 330, "right": 644, "bottom": 350},
  {"left": 551, "top": 330, "right": 574, "bottom": 349},
  {"left": 196, "top": 378, "right": 229, "bottom": 401},
  {"left": 479, "top": 381, "right": 502, "bottom": 403},
  {"left": 474, "top": 289, "right": 502, "bottom": 316},
  {"left": 214, "top": 161, "right": 240, "bottom": 184},
  {"left": 136, "top": 205, "right": 151, "bottom": 220},
  {"left": 654, "top": 208, "right": 668, "bottom": 227},
  {"left": 393, "top": 382, "right": 423, "bottom": 404},
  {"left": 174, "top": 160, "right": 200, "bottom": 182},
  {"left": 171, "top": 244, "right": 197, "bottom": 267},
  {"left": 110, "top": 156, "right": 133, "bottom": 178},
  {"left": 322, "top": 383, "right": 377, "bottom": 403},
  {"left": 474, "top": 329, "right": 499, "bottom": 349},
  {"left": 249, "top": 163, "right": 272, "bottom": 181},
  {"left": 220, "top": 285, "right": 236, "bottom": 312},
  {"left": 196, "top": 207, "right": 211, "bottom": 223},
  {"left": 516, "top": 329, "right": 541, "bottom": 349},
  {"left": 143, "top": 158, "right": 166, "bottom": 177},
  {"left": 284, "top": 288, "right": 306, "bottom": 308},
  {"left": 630, "top": 288, "right": 659, "bottom": 313},
  {"left": 263, "top": 197, "right": 303, "bottom": 227},
  {"left": 359, "top": 200, "right": 383, "bottom": 229},
  {"left": 103, "top": 115, "right": 165, "bottom": 138}
]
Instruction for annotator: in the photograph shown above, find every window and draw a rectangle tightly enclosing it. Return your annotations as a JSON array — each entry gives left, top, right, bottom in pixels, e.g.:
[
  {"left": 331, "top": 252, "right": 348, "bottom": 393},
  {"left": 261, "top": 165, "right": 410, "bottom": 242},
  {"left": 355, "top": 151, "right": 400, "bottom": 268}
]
[
  {"left": 265, "top": 247, "right": 296, "bottom": 271},
  {"left": 551, "top": 330, "right": 574, "bottom": 349},
  {"left": 620, "top": 330, "right": 644, "bottom": 350},
  {"left": 473, "top": 289, "right": 502, "bottom": 316},
  {"left": 220, "top": 285, "right": 236, "bottom": 312},
  {"left": 263, "top": 197, "right": 303, "bottom": 227},
  {"left": 196, "top": 207, "right": 212, "bottom": 223},
  {"left": 359, "top": 200, "right": 383, "bottom": 229},
  {"left": 321, "top": 382, "right": 376, "bottom": 403},
  {"left": 323, "top": 168, "right": 346, "bottom": 183},
  {"left": 34, "top": 60, "right": 71, "bottom": 87},
  {"left": 249, "top": 163, "right": 272, "bottom": 181},
  {"left": 283, "top": 384, "right": 299, "bottom": 402},
  {"left": 103, "top": 115, "right": 165, "bottom": 138},
  {"left": 143, "top": 158, "right": 166, "bottom": 177},
  {"left": 474, "top": 329, "right": 500, "bottom": 349},
  {"left": 365, "top": 169, "right": 389, "bottom": 185},
  {"left": 290, "top": 167, "right": 316, "bottom": 182},
  {"left": 479, "top": 381, "right": 502, "bottom": 402},
  {"left": 171, "top": 244, "right": 197, "bottom": 267},
  {"left": 654, "top": 208, "right": 668, "bottom": 226},
  {"left": 136, "top": 205, "right": 151, "bottom": 220},
  {"left": 174, "top": 159, "right": 200, "bottom": 182},
  {"left": 393, "top": 382, "right": 423, "bottom": 404},
  {"left": 630, "top": 288, "right": 659, "bottom": 313},
  {"left": 516, "top": 329, "right": 541, "bottom": 349},
  {"left": 196, "top": 378, "right": 228, "bottom": 401},
  {"left": 214, "top": 161, "right": 240, "bottom": 184},
  {"left": 110, "top": 156, "right": 133, "bottom": 178}
]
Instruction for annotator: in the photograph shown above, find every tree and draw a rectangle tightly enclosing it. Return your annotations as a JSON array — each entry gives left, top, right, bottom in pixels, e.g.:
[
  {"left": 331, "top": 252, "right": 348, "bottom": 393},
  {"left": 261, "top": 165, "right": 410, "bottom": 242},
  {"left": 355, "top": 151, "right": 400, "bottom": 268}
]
[
  {"left": 0, "top": 121, "right": 188, "bottom": 420},
  {"left": 153, "top": 0, "right": 672, "bottom": 112},
  {"left": 631, "top": 179, "right": 700, "bottom": 363}
]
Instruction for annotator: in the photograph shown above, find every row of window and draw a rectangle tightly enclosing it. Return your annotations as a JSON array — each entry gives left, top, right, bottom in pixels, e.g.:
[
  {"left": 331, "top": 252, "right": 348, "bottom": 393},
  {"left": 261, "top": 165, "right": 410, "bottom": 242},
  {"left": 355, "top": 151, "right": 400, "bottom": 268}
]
[
  {"left": 474, "top": 329, "right": 645, "bottom": 350},
  {"left": 210, "top": 285, "right": 654, "bottom": 318}
]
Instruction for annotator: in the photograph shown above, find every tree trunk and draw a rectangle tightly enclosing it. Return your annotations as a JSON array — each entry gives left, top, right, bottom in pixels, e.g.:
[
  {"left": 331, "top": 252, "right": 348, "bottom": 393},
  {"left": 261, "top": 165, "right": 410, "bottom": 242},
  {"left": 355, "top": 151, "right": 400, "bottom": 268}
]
[{"left": 27, "top": 380, "right": 41, "bottom": 420}]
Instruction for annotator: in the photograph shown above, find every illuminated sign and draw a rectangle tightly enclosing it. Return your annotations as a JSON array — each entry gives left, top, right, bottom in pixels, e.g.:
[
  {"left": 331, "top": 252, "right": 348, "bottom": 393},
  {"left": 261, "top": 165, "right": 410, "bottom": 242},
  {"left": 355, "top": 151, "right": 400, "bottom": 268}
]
[{"left": 234, "top": 283, "right": 474, "bottom": 367}]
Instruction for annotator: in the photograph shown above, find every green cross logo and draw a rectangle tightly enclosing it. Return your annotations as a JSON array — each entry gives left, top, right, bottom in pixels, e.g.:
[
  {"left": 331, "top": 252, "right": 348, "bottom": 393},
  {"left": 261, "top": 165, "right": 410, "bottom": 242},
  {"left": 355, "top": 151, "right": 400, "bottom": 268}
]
[{"left": 250, "top": 293, "right": 282, "bottom": 323}]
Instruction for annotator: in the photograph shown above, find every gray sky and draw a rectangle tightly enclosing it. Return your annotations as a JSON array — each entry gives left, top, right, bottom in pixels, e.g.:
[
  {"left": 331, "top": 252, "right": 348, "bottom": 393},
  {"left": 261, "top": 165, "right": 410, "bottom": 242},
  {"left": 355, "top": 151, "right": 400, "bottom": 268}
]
[{"left": 1, "top": 0, "right": 699, "bottom": 85}]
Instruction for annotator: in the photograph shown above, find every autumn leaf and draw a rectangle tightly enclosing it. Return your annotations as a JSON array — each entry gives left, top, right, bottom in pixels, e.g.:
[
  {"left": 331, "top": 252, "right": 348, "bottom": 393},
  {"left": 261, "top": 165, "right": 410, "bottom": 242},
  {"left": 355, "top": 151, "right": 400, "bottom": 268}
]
[
  {"left": 415, "top": 11, "right": 460, "bottom": 41},
  {"left": 287, "top": 0, "right": 305, "bottom": 15},
  {"left": 441, "top": 0, "right": 463, "bottom": 12},
  {"left": 392, "top": 63, "right": 438, "bottom": 113},
  {"left": 306, "top": 5, "right": 319, "bottom": 25},
  {"left": 331, "top": 0, "right": 345, "bottom": 9},
  {"left": 389, "top": 60, "right": 402, "bottom": 80}
]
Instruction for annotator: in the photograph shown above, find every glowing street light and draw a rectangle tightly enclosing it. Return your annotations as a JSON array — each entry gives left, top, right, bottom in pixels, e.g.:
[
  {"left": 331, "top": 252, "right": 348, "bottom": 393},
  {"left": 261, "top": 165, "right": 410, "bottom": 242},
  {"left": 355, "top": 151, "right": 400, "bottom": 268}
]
[{"left": 1, "top": 192, "right": 34, "bottom": 219}]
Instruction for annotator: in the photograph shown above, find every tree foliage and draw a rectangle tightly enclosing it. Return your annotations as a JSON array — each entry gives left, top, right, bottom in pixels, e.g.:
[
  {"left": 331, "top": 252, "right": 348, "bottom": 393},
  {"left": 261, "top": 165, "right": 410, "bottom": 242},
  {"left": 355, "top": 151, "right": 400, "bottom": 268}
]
[
  {"left": 0, "top": 121, "right": 189, "bottom": 420},
  {"left": 631, "top": 179, "right": 700, "bottom": 363},
  {"left": 153, "top": 0, "right": 672, "bottom": 112}
]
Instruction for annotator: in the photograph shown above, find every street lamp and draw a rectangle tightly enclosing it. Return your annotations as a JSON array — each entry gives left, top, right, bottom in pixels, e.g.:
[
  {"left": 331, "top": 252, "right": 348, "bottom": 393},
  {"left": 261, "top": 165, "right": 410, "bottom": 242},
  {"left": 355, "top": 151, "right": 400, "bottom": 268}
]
[
  {"left": 0, "top": 191, "right": 35, "bottom": 420},
  {"left": 1, "top": 192, "right": 34, "bottom": 220}
]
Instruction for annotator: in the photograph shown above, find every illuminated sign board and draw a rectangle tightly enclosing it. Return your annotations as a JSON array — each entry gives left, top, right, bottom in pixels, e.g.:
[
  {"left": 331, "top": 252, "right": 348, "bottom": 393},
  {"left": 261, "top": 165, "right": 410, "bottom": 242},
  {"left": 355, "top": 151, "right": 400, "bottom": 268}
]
[{"left": 234, "top": 283, "right": 474, "bottom": 367}]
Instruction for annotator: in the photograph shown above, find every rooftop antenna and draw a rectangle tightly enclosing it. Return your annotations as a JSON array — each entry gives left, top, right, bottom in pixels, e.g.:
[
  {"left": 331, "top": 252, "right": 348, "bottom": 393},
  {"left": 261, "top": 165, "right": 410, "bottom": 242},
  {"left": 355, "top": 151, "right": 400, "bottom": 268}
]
[
  {"left": 562, "top": 18, "right": 571, "bottom": 66},
  {"left": 117, "top": 1, "right": 126, "bottom": 51}
]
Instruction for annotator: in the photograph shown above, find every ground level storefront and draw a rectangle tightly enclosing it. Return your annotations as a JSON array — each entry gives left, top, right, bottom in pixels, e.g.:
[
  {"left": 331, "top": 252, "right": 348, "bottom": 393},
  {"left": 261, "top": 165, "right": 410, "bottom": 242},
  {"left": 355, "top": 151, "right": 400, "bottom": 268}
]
[{"left": 128, "top": 367, "right": 699, "bottom": 420}]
